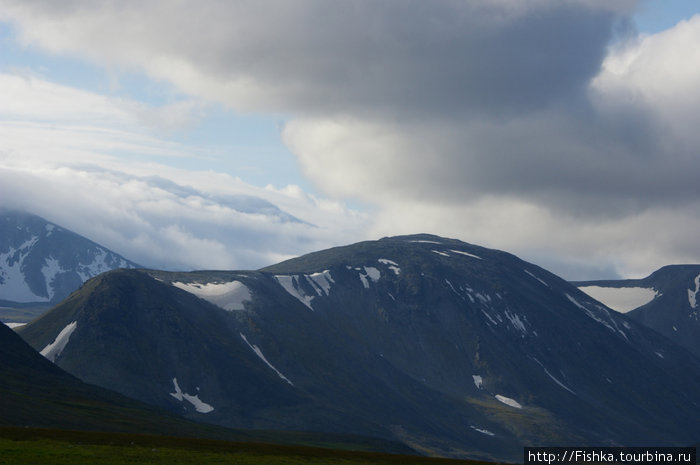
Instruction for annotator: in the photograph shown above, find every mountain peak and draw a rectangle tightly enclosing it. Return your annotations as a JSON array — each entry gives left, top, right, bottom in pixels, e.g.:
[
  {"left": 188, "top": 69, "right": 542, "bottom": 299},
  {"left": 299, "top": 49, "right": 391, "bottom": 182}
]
[
  {"left": 261, "top": 233, "right": 502, "bottom": 274},
  {"left": 0, "top": 210, "right": 139, "bottom": 316}
]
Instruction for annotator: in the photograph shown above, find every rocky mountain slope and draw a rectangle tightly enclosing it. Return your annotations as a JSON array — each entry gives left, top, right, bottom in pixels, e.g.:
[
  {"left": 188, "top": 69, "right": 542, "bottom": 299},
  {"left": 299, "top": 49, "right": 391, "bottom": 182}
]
[{"left": 18, "top": 235, "right": 700, "bottom": 461}]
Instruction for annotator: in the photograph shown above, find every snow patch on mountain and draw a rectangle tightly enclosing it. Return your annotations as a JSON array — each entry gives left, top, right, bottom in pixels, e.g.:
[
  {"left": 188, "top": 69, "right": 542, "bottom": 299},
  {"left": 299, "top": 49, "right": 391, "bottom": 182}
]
[
  {"left": 0, "top": 236, "right": 49, "bottom": 302},
  {"left": 578, "top": 286, "right": 660, "bottom": 313},
  {"left": 472, "top": 375, "right": 483, "bottom": 389},
  {"left": 524, "top": 269, "right": 549, "bottom": 287},
  {"left": 364, "top": 267, "right": 380, "bottom": 282},
  {"left": 358, "top": 274, "right": 369, "bottom": 289},
  {"left": 173, "top": 280, "right": 252, "bottom": 311},
  {"left": 4, "top": 322, "right": 26, "bottom": 328},
  {"left": 450, "top": 249, "right": 482, "bottom": 260},
  {"left": 240, "top": 333, "right": 294, "bottom": 386},
  {"left": 504, "top": 310, "right": 528, "bottom": 336},
  {"left": 481, "top": 309, "right": 499, "bottom": 325},
  {"left": 688, "top": 274, "right": 700, "bottom": 309},
  {"left": 495, "top": 394, "right": 522, "bottom": 409},
  {"left": 432, "top": 250, "right": 450, "bottom": 257},
  {"left": 565, "top": 293, "right": 618, "bottom": 333},
  {"left": 355, "top": 266, "right": 380, "bottom": 289},
  {"left": 470, "top": 426, "right": 495, "bottom": 436},
  {"left": 40, "top": 321, "right": 77, "bottom": 362},
  {"left": 273, "top": 272, "right": 336, "bottom": 310},
  {"left": 274, "top": 275, "right": 314, "bottom": 310},
  {"left": 533, "top": 358, "right": 576, "bottom": 395},
  {"left": 169, "top": 377, "right": 214, "bottom": 413},
  {"left": 544, "top": 371, "right": 575, "bottom": 394},
  {"left": 444, "top": 279, "right": 460, "bottom": 297},
  {"left": 75, "top": 248, "right": 131, "bottom": 283},
  {"left": 378, "top": 259, "right": 401, "bottom": 275},
  {"left": 41, "top": 258, "right": 64, "bottom": 300},
  {"left": 306, "top": 270, "right": 334, "bottom": 296},
  {"left": 461, "top": 285, "right": 476, "bottom": 303}
]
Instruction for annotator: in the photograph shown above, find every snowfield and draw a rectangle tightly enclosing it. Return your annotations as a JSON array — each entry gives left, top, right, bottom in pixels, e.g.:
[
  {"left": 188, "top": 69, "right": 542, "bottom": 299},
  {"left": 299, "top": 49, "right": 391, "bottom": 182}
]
[
  {"left": 3, "top": 322, "right": 26, "bottom": 328},
  {"left": 577, "top": 286, "right": 659, "bottom": 313},
  {"left": 274, "top": 275, "right": 315, "bottom": 310},
  {"left": 0, "top": 236, "right": 49, "bottom": 302},
  {"left": 273, "top": 271, "right": 335, "bottom": 310},
  {"left": 173, "top": 280, "right": 252, "bottom": 311}
]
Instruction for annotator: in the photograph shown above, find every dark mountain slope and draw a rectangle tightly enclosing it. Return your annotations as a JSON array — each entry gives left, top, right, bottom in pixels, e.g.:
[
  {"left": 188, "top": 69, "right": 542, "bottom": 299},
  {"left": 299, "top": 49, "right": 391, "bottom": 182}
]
[
  {"left": 17, "top": 270, "right": 331, "bottom": 430},
  {"left": 19, "top": 234, "right": 700, "bottom": 461},
  {"left": 1, "top": 321, "right": 229, "bottom": 435},
  {"left": 1, "top": 321, "right": 414, "bottom": 454}
]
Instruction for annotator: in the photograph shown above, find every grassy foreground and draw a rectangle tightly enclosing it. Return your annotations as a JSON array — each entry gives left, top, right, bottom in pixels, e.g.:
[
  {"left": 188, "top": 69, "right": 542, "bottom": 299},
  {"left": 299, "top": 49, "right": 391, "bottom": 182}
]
[{"left": 0, "top": 427, "right": 496, "bottom": 465}]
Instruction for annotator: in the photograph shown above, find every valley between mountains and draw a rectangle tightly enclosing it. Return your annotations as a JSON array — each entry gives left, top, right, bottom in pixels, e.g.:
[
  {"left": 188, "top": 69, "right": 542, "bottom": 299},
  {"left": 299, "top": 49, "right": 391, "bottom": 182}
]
[{"left": 6, "top": 223, "right": 700, "bottom": 462}]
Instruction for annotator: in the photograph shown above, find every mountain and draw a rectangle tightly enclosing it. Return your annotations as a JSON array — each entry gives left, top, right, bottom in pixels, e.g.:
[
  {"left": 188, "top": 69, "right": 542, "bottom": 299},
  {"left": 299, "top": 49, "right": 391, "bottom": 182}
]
[
  {"left": 0, "top": 321, "right": 415, "bottom": 454},
  {"left": 0, "top": 210, "right": 139, "bottom": 321},
  {"left": 18, "top": 234, "right": 700, "bottom": 461},
  {"left": 575, "top": 265, "right": 700, "bottom": 358},
  {"left": 0, "top": 318, "right": 239, "bottom": 435}
]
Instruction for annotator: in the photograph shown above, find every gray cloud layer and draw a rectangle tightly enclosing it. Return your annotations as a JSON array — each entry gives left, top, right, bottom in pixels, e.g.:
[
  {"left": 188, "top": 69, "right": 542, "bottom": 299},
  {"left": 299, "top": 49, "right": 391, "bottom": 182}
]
[
  {"left": 2, "top": 0, "right": 699, "bottom": 278},
  {"left": 1, "top": 1, "right": 628, "bottom": 117}
]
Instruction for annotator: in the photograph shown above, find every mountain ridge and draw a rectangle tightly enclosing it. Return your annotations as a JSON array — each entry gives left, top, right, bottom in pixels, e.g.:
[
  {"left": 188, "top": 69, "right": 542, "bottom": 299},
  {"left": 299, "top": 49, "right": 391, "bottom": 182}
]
[{"left": 18, "top": 234, "right": 700, "bottom": 461}]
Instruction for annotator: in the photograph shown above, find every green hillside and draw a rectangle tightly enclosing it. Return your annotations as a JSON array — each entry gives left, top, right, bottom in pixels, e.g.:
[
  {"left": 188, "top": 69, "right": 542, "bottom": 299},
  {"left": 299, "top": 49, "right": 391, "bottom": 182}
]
[{"left": 0, "top": 428, "right": 494, "bottom": 465}]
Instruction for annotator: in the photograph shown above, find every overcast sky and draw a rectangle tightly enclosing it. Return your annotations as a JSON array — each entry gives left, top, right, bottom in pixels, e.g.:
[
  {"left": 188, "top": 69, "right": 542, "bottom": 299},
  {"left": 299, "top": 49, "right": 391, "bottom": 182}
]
[{"left": 1, "top": 0, "right": 699, "bottom": 279}]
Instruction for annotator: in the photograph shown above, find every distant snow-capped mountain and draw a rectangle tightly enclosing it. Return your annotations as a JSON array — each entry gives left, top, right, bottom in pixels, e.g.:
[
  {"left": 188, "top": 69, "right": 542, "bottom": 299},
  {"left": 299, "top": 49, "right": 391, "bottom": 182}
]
[
  {"left": 18, "top": 234, "right": 700, "bottom": 462},
  {"left": 0, "top": 210, "right": 139, "bottom": 311},
  {"left": 575, "top": 265, "right": 700, "bottom": 358}
]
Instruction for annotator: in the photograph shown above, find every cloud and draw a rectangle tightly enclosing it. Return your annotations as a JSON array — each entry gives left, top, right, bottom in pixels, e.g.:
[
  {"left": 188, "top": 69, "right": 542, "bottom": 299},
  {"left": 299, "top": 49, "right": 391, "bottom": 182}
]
[
  {"left": 279, "top": 6, "right": 700, "bottom": 278},
  {"left": 592, "top": 15, "right": 700, "bottom": 155},
  {"left": 0, "top": 159, "right": 367, "bottom": 271},
  {"left": 364, "top": 196, "right": 700, "bottom": 280},
  {"left": 0, "top": 0, "right": 630, "bottom": 118},
  {"left": 0, "top": 72, "right": 368, "bottom": 270},
  {"left": 2, "top": 1, "right": 700, "bottom": 278},
  {"left": 0, "top": 72, "right": 207, "bottom": 136}
]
